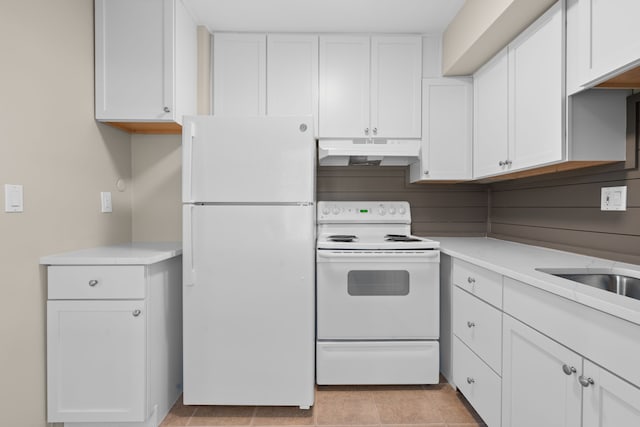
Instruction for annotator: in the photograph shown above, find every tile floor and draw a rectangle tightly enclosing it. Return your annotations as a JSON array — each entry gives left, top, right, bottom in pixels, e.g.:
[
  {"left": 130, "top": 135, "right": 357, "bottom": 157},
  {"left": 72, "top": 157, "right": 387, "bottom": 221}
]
[{"left": 160, "top": 381, "right": 486, "bottom": 427}]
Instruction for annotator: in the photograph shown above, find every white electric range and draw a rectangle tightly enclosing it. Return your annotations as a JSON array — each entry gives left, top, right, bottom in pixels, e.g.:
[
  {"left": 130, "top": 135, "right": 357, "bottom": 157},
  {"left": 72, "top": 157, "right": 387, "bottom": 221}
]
[{"left": 315, "top": 201, "right": 440, "bottom": 385}]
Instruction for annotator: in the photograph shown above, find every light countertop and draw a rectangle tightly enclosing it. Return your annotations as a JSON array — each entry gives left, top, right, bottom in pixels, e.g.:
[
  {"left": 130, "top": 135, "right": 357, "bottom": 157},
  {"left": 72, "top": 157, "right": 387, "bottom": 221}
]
[
  {"left": 430, "top": 237, "right": 640, "bottom": 326},
  {"left": 40, "top": 242, "right": 182, "bottom": 266}
]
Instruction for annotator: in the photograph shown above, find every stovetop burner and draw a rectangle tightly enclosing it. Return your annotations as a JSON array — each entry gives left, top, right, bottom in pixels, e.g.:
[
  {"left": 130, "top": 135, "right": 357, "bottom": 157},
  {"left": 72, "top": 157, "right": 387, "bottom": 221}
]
[
  {"left": 328, "top": 234, "right": 358, "bottom": 242},
  {"left": 385, "top": 234, "right": 423, "bottom": 242}
]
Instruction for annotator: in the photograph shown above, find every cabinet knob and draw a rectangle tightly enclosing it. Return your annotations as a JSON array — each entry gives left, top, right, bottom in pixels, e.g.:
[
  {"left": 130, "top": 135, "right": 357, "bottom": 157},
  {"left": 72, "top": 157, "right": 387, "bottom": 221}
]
[
  {"left": 467, "top": 277, "right": 476, "bottom": 284},
  {"left": 372, "top": 127, "right": 378, "bottom": 135},
  {"left": 578, "top": 375, "right": 594, "bottom": 387},
  {"left": 424, "top": 170, "right": 429, "bottom": 175},
  {"left": 467, "top": 321, "right": 476, "bottom": 328},
  {"left": 88, "top": 279, "right": 99, "bottom": 287},
  {"left": 562, "top": 364, "right": 577, "bottom": 375},
  {"left": 163, "top": 106, "right": 171, "bottom": 113},
  {"left": 505, "top": 159, "right": 512, "bottom": 166},
  {"left": 466, "top": 377, "right": 475, "bottom": 384},
  {"left": 499, "top": 160, "right": 505, "bottom": 167},
  {"left": 132, "top": 309, "right": 142, "bottom": 317},
  {"left": 364, "top": 128, "right": 369, "bottom": 136}
]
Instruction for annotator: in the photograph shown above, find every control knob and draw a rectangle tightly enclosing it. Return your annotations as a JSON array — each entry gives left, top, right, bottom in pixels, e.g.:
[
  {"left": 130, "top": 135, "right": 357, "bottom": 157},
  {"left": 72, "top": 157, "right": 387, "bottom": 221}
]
[
  {"left": 398, "top": 206, "right": 407, "bottom": 215},
  {"left": 378, "top": 206, "right": 386, "bottom": 216},
  {"left": 321, "top": 207, "right": 330, "bottom": 215},
  {"left": 388, "top": 207, "right": 396, "bottom": 215},
  {"left": 332, "top": 207, "right": 340, "bottom": 215}
]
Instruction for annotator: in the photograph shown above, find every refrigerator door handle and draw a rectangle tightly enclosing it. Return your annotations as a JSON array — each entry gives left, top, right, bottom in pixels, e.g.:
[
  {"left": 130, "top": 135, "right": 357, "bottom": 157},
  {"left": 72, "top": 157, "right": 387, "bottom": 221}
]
[
  {"left": 183, "top": 121, "right": 196, "bottom": 202},
  {"left": 183, "top": 205, "right": 196, "bottom": 286}
]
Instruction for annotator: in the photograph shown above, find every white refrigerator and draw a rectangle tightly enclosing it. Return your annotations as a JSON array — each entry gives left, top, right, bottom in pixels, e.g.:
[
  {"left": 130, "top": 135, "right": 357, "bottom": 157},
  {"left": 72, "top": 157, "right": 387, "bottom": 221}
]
[{"left": 182, "top": 116, "right": 316, "bottom": 408}]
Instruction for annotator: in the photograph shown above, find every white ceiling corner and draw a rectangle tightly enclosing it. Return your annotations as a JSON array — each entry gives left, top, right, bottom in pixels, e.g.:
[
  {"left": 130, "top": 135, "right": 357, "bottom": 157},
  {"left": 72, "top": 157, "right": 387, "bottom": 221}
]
[{"left": 183, "top": 0, "right": 465, "bottom": 34}]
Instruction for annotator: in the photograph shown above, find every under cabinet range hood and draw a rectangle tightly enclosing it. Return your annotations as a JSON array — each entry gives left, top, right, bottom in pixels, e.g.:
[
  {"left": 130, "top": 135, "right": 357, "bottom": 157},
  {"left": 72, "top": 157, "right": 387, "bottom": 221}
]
[{"left": 318, "top": 139, "right": 420, "bottom": 166}]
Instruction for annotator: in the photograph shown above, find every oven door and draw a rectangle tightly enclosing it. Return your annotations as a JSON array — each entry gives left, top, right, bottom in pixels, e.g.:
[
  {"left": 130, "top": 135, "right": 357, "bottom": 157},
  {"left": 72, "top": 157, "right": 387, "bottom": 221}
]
[{"left": 316, "top": 249, "right": 439, "bottom": 340}]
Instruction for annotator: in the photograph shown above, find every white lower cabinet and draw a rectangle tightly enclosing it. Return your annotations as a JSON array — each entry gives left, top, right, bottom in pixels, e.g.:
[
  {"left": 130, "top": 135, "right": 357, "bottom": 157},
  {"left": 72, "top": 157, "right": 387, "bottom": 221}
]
[
  {"left": 502, "top": 314, "right": 582, "bottom": 427},
  {"left": 453, "top": 337, "right": 502, "bottom": 427},
  {"left": 582, "top": 360, "right": 640, "bottom": 427},
  {"left": 47, "top": 300, "right": 147, "bottom": 423},
  {"left": 445, "top": 253, "right": 640, "bottom": 427},
  {"left": 44, "top": 253, "right": 182, "bottom": 427}
]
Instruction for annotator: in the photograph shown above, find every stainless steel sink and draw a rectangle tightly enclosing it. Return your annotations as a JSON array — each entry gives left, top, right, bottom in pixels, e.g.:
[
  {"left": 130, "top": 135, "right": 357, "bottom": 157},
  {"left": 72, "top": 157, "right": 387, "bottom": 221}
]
[{"left": 536, "top": 268, "right": 640, "bottom": 301}]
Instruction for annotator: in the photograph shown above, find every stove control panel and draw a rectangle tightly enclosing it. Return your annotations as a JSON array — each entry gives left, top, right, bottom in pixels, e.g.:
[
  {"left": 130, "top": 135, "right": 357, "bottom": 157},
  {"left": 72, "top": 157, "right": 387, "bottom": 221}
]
[{"left": 317, "top": 201, "right": 411, "bottom": 223}]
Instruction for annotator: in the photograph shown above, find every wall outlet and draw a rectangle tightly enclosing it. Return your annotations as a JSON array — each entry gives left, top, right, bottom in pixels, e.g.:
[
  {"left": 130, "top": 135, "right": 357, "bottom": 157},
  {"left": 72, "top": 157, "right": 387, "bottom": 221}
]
[
  {"left": 601, "top": 186, "right": 627, "bottom": 211},
  {"left": 4, "top": 184, "right": 24, "bottom": 213},
  {"left": 101, "top": 191, "right": 113, "bottom": 213}
]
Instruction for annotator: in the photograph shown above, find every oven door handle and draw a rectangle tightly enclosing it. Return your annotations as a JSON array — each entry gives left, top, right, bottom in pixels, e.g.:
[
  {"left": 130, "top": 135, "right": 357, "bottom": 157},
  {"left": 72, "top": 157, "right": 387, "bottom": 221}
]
[{"left": 317, "top": 250, "right": 439, "bottom": 259}]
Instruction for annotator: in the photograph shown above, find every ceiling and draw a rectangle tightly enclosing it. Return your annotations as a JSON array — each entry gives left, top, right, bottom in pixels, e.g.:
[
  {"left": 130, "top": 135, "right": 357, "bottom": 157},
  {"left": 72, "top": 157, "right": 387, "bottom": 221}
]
[{"left": 183, "top": 0, "right": 466, "bottom": 34}]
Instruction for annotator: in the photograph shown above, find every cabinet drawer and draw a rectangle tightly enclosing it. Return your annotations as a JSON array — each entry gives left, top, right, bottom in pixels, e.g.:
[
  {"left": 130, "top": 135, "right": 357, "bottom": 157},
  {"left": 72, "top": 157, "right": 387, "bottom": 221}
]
[
  {"left": 453, "top": 336, "right": 501, "bottom": 427},
  {"left": 453, "top": 259, "right": 503, "bottom": 308},
  {"left": 453, "top": 286, "right": 502, "bottom": 374},
  {"left": 48, "top": 266, "right": 145, "bottom": 300}
]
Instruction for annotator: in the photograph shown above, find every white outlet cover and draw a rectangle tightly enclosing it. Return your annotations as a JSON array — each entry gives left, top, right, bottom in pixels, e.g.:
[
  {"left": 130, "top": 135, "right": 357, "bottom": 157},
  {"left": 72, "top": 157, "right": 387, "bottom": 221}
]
[
  {"left": 601, "top": 186, "right": 627, "bottom": 211},
  {"left": 4, "top": 184, "right": 24, "bottom": 212},
  {"left": 101, "top": 191, "right": 113, "bottom": 213}
]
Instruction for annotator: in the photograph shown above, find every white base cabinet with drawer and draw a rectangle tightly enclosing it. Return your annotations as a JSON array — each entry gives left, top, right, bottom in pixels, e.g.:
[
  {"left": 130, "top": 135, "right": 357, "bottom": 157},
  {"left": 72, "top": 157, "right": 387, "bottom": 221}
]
[{"left": 44, "top": 250, "right": 182, "bottom": 427}]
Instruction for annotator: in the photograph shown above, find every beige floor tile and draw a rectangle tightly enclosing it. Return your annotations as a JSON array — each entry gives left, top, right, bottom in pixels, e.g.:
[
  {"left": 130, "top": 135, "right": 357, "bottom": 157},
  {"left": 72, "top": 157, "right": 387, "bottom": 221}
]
[
  {"left": 376, "top": 396, "right": 444, "bottom": 425},
  {"left": 160, "top": 396, "right": 198, "bottom": 427},
  {"left": 315, "top": 394, "right": 380, "bottom": 425},
  {"left": 188, "top": 405, "right": 255, "bottom": 426},
  {"left": 437, "top": 400, "right": 483, "bottom": 425},
  {"left": 252, "top": 406, "right": 315, "bottom": 426}
]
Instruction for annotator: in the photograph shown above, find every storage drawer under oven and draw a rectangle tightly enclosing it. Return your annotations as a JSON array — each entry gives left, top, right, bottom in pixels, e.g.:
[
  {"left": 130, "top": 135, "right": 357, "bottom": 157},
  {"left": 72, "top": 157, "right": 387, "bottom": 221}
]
[{"left": 316, "top": 250, "right": 440, "bottom": 340}]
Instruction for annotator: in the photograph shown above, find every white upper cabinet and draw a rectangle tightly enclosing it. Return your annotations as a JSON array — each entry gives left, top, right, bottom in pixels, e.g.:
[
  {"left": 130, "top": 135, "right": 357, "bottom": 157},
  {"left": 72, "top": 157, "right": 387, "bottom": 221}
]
[
  {"left": 575, "top": 0, "right": 640, "bottom": 87},
  {"left": 473, "top": 2, "right": 565, "bottom": 179},
  {"left": 213, "top": 34, "right": 266, "bottom": 116},
  {"left": 508, "top": 3, "right": 564, "bottom": 171},
  {"left": 95, "top": 0, "right": 197, "bottom": 131},
  {"left": 410, "top": 77, "right": 473, "bottom": 182},
  {"left": 473, "top": 49, "right": 509, "bottom": 178},
  {"left": 267, "top": 35, "right": 319, "bottom": 135},
  {"left": 370, "top": 36, "right": 422, "bottom": 139},
  {"left": 319, "top": 35, "right": 422, "bottom": 139},
  {"left": 319, "top": 36, "right": 371, "bottom": 138}
]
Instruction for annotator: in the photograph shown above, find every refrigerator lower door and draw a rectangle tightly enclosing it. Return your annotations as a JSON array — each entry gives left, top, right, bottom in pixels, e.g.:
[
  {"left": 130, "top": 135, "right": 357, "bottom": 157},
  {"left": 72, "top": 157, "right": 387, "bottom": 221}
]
[{"left": 183, "top": 204, "right": 315, "bottom": 407}]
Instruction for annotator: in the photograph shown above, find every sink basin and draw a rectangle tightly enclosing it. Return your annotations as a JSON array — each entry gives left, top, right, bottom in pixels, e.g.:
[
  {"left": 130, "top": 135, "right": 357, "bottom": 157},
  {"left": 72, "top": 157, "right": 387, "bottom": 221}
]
[{"left": 536, "top": 268, "right": 640, "bottom": 301}]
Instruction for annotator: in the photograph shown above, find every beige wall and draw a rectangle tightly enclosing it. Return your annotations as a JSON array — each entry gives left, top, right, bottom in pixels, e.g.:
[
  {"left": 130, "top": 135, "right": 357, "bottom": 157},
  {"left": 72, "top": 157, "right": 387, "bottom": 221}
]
[
  {"left": 132, "top": 135, "right": 182, "bottom": 242},
  {"left": 0, "top": 1, "right": 133, "bottom": 426},
  {"left": 443, "top": 0, "right": 556, "bottom": 75}
]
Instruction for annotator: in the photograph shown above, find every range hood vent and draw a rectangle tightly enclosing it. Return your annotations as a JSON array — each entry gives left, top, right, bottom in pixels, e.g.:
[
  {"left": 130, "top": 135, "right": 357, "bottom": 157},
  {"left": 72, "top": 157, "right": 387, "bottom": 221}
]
[{"left": 318, "top": 139, "right": 420, "bottom": 166}]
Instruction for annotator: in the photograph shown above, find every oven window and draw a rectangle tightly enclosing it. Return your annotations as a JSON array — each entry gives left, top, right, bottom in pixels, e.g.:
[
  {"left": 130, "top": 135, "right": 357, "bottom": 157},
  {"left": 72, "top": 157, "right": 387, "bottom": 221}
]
[{"left": 347, "top": 270, "right": 410, "bottom": 296}]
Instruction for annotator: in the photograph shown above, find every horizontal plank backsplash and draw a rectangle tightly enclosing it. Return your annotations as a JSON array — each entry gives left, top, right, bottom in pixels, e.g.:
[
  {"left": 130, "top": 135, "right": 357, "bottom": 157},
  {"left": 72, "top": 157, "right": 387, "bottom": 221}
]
[
  {"left": 317, "top": 166, "right": 488, "bottom": 236},
  {"left": 488, "top": 156, "right": 640, "bottom": 264}
]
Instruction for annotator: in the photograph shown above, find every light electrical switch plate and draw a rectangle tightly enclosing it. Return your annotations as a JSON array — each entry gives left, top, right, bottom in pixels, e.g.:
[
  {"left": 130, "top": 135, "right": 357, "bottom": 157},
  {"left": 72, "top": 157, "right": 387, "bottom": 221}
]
[
  {"left": 100, "top": 191, "right": 113, "bottom": 213},
  {"left": 601, "top": 186, "right": 627, "bottom": 211},
  {"left": 4, "top": 184, "right": 24, "bottom": 213}
]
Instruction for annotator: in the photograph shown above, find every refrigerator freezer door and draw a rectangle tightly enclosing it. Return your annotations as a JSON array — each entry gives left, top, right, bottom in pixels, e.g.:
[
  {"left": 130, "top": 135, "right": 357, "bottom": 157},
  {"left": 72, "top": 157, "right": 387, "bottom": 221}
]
[
  {"left": 183, "top": 115, "right": 316, "bottom": 203},
  {"left": 182, "top": 204, "right": 315, "bottom": 406}
]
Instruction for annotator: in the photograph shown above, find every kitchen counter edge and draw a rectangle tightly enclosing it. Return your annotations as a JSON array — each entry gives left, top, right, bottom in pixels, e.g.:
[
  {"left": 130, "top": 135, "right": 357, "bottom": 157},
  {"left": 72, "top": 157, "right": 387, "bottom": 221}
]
[
  {"left": 40, "top": 242, "right": 182, "bottom": 266},
  {"left": 428, "top": 237, "right": 640, "bottom": 326}
]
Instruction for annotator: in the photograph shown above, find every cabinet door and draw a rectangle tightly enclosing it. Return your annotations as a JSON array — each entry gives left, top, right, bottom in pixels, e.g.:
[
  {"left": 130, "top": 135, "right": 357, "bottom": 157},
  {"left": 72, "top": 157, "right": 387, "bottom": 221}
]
[
  {"left": 473, "top": 49, "right": 509, "bottom": 178},
  {"left": 213, "top": 33, "right": 266, "bottom": 116},
  {"left": 502, "top": 314, "right": 582, "bottom": 427},
  {"left": 414, "top": 78, "right": 472, "bottom": 181},
  {"left": 370, "top": 36, "right": 422, "bottom": 138},
  {"left": 582, "top": 360, "right": 640, "bottom": 427},
  {"left": 508, "top": 2, "right": 564, "bottom": 171},
  {"left": 47, "top": 300, "right": 146, "bottom": 423},
  {"left": 95, "top": 0, "right": 174, "bottom": 121},
  {"left": 578, "top": 0, "right": 640, "bottom": 86},
  {"left": 266, "top": 34, "right": 319, "bottom": 136},
  {"left": 319, "top": 36, "right": 370, "bottom": 138}
]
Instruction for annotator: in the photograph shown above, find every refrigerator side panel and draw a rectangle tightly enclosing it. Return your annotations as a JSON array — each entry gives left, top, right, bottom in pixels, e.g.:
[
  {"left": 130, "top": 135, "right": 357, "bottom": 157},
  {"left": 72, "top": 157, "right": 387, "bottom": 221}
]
[
  {"left": 187, "top": 115, "right": 315, "bottom": 203},
  {"left": 183, "top": 205, "right": 315, "bottom": 406}
]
